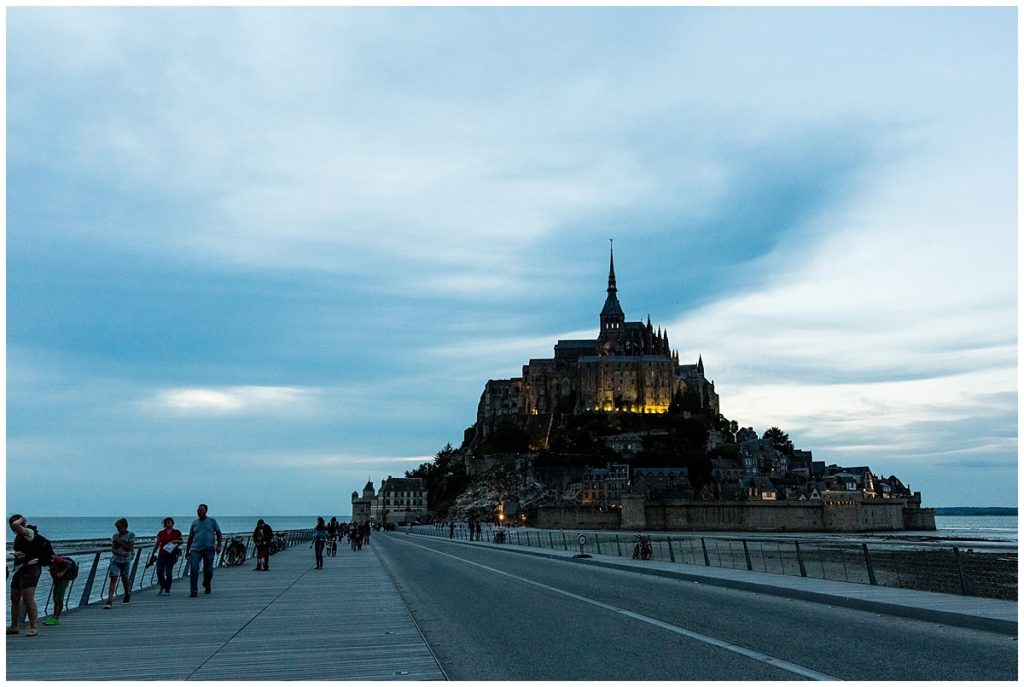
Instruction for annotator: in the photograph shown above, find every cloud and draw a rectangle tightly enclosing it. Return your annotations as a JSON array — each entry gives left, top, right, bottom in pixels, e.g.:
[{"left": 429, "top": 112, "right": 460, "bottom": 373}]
[
  {"left": 145, "top": 386, "right": 322, "bottom": 416},
  {"left": 223, "top": 451, "right": 434, "bottom": 470},
  {"left": 6, "top": 8, "right": 1016, "bottom": 512}
]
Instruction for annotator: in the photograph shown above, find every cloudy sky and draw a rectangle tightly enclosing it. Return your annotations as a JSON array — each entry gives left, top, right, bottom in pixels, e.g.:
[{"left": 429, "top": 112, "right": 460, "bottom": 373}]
[{"left": 6, "top": 7, "right": 1017, "bottom": 515}]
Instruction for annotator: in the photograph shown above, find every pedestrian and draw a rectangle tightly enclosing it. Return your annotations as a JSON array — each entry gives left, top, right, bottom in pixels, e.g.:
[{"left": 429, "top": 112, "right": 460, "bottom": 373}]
[
  {"left": 43, "top": 555, "right": 76, "bottom": 625},
  {"left": 327, "top": 517, "right": 340, "bottom": 556},
  {"left": 253, "top": 519, "right": 272, "bottom": 571},
  {"left": 104, "top": 518, "right": 135, "bottom": 609},
  {"left": 185, "top": 503, "right": 222, "bottom": 597},
  {"left": 7, "top": 514, "right": 53, "bottom": 636},
  {"left": 150, "top": 517, "right": 183, "bottom": 595},
  {"left": 474, "top": 520, "right": 482, "bottom": 541},
  {"left": 448, "top": 521, "right": 455, "bottom": 539},
  {"left": 312, "top": 517, "right": 327, "bottom": 569}
]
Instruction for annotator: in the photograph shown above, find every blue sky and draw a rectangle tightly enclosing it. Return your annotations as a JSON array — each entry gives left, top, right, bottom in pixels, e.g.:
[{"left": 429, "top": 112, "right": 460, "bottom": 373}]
[{"left": 6, "top": 7, "right": 1017, "bottom": 515}]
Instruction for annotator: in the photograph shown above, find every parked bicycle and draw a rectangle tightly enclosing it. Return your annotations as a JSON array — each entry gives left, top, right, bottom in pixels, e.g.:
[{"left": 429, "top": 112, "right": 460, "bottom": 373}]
[
  {"left": 221, "top": 537, "right": 247, "bottom": 567},
  {"left": 269, "top": 533, "right": 287, "bottom": 555},
  {"left": 632, "top": 534, "right": 653, "bottom": 560}
]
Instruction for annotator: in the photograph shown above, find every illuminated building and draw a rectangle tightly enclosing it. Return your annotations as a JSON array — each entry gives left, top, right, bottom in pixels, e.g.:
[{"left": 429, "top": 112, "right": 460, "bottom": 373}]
[{"left": 473, "top": 243, "right": 719, "bottom": 446}]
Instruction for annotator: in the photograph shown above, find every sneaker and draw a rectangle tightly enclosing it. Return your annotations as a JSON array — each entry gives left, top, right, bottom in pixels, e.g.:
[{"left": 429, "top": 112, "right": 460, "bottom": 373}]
[
  {"left": 42, "top": 617, "right": 60, "bottom": 626},
  {"left": 122, "top": 593, "right": 131, "bottom": 604},
  {"left": 189, "top": 592, "right": 197, "bottom": 598},
  {"left": 103, "top": 603, "right": 112, "bottom": 609},
  {"left": 6, "top": 626, "right": 18, "bottom": 635},
  {"left": 204, "top": 588, "right": 211, "bottom": 594}
]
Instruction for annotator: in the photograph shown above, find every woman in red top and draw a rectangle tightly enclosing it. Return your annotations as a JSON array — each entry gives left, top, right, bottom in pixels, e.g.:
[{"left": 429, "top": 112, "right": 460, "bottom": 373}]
[{"left": 150, "top": 518, "right": 183, "bottom": 595}]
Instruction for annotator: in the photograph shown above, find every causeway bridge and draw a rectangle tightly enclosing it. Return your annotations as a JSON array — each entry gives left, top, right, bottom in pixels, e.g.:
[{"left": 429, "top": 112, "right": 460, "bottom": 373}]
[{"left": 7, "top": 529, "right": 1018, "bottom": 681}]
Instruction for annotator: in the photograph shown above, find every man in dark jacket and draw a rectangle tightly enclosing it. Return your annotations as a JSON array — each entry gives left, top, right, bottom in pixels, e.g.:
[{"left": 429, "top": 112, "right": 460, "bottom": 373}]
[{"left": 253, "top": 519, "right": 273, "bottom": 571}]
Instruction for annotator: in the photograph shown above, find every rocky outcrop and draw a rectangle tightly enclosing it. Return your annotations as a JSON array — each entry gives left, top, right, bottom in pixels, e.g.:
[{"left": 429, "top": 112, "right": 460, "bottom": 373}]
[{"left": 452, "top": 456, "right": 554, "bottom": 520}]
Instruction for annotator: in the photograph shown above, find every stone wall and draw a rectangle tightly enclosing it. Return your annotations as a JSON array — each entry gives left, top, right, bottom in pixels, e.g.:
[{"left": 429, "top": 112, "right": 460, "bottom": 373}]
[
  {"left": 902, "top": 507, "right": 937, "bottom": 530},
  {"left": 536, "top": 498, "right": 927, "bottom": 532},
  {"left": 534, "top": 505, "right": 623, "bottom": 530}
]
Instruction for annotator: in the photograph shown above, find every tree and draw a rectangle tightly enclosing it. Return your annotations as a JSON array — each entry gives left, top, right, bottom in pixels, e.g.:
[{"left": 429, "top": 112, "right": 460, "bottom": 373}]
[
  {"left": 405, "top": 443, "right": 467, "bottom": 516},
  {"left": 763, "top": 427, "right": 794, "bottom": 456}
]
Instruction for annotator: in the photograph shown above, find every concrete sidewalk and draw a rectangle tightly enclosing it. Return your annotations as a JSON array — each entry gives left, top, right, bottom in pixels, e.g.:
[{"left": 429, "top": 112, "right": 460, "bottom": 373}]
[
  {"left": 6, "top": 540, "right": 445, "bottom": 680},
  {"left": 415, "top": 531, "right": 1018, "bottom": 636}
]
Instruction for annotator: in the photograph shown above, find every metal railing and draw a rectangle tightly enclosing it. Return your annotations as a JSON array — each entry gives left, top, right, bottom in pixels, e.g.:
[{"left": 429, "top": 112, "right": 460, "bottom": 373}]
[
  {"left": 421, "top": 524, "right": 1017, "bottom": 601},
  {"left": 6, "top": 529, "right": 313, "bottom": 619}
]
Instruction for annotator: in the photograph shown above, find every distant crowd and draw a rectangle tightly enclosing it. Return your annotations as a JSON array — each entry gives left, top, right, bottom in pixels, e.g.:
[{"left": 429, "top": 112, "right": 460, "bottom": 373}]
[{"left": 7, "top": 505, "right": 374, "bottom": 638}]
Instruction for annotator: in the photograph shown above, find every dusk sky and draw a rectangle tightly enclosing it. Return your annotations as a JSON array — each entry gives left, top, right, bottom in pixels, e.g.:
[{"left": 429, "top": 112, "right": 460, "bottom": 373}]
[{"left": 6, "top": 7, "right": 1017, "bottom": 516}]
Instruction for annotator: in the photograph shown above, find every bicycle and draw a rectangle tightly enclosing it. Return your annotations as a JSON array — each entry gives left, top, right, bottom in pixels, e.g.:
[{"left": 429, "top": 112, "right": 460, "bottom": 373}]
[
  {"left": 221, "top": 537, "right": 247, "bottom": 567},
  {"left": 632, "top": 534, "right": 653, "bottom": 560},
  {"left": 269, "top": 534, "right": 287, "bottom": 555}
]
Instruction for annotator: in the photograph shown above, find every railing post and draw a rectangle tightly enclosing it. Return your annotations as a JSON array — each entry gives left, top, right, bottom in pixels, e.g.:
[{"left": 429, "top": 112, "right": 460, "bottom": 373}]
[
  {"left": 862, "top": 543, "right": 877, "bottom": 585},
  {"left": 953, "top": 547, "right": 972, "bottom": 595},
  {"left": 742, "top": 540, "right": 753, "bottom": 571},
  {"left": 562, "top": 531, "right": 568, "bottom": 550},
  {"left": 795, "top": 541, "right": 807, "bottom": 577},
  {"left": 548, "top": 532, "right": 554, "bottom": 549},
  {"left": 700, "top": 537, "right": 710, "bottom": 566},
  {"left": 616, "top": 535, "right": 622, "bottom": 557},
  {"left": 668, "top": 536, "right": 676, "bottom": 563},
  {"left": 43, "top": 583, "right": 55, "bottom": 615},
  {"left": 79, "top": 551, "right": 102, "bottom": 607},
  {"left": 594, "top": 534, "right": 601, "bottom": 554},
  {"left": 127, "top": 548, "right": 143, "bottom": 590}
]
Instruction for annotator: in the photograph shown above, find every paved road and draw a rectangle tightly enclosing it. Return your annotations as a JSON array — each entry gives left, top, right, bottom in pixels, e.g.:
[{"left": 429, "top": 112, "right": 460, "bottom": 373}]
[{"left": 375, "top": 533, "right": 1018, "bottom": 681}]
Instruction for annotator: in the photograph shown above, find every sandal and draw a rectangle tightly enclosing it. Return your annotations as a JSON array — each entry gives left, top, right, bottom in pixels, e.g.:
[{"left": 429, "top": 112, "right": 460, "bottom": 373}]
[
  {"left": 6, "top": 626, "right": 18, "bottom": 635},
  {"left": 25, "top": 628, "right": 37, "bottom": 637}
]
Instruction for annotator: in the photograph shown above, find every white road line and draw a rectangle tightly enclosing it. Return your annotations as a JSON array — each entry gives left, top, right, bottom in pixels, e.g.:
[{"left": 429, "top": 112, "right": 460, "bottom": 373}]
[{"left": 393, "top": 536, "right": 841, "bottom": 681}]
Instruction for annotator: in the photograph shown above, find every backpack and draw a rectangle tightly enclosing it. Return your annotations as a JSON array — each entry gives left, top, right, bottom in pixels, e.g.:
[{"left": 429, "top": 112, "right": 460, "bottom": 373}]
[
  {"left": 36, "top": 535, "right": 55, "bottom": 567},
  {"left": 63, "top": 556, "right": 80, "bottom": 580}
]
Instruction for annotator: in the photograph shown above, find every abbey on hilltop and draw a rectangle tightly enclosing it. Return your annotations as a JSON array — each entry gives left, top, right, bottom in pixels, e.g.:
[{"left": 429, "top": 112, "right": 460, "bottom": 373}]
[{"left": 471, "top": 242, "right": 718, "bottom": 448}]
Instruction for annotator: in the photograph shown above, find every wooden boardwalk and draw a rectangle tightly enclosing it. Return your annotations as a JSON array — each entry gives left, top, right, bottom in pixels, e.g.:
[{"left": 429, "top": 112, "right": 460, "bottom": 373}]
[{"left": 6, "top": 539, "right": 445, "bottom": 681}]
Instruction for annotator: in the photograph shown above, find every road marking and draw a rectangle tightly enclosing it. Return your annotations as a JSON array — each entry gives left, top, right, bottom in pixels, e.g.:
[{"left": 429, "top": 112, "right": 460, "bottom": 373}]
[{"left": 393, "top": 536, "right": 840, "bottom": 681}]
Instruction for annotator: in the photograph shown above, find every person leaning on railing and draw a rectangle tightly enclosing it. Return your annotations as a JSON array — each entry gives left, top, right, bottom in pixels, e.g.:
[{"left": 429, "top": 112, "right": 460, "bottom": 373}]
[{"left": 7, "top": 514, "right": 54, "bottom": 637}]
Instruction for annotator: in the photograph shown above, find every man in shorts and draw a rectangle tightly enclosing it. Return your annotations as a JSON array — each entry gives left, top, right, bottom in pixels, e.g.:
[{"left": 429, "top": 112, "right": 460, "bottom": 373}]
[
  {"left": 104, "top": 518, "right": 135, "bottom": 609},
  {"left": 7, "top": 514, "right": 53, "bottom": 637}
]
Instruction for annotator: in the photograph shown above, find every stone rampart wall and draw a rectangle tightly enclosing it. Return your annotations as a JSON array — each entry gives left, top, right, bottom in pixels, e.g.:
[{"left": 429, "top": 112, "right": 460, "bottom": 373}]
[
  {"left": 534, "top": 506, "right": 622, "bottom": 530},
  {"left": 902, "top": 507, "right": 937, "bottom": 531},
  {"left": 536, "top": 498, "right": 924, "bottom": 532}
]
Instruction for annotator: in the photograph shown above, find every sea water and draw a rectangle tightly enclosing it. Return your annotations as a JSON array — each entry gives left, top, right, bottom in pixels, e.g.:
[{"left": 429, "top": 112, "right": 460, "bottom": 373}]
[{"left": 932, "top": 515, "right": 1017, "bottom": 543}]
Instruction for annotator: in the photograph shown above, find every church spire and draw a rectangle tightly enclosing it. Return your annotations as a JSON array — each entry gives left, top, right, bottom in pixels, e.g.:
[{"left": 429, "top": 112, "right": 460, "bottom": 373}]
[
  {"left": 607, "top": 239, "right": 617, "bottom": 296},
  {"left": 599, "top": 239, "right": 625, "bottom": 339}
]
